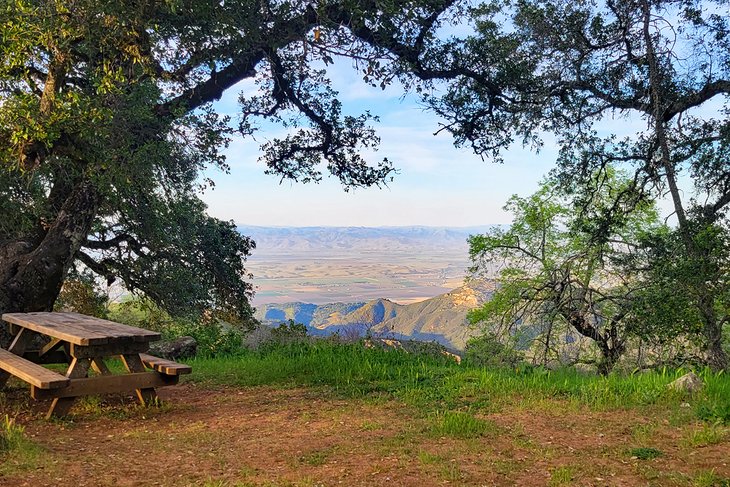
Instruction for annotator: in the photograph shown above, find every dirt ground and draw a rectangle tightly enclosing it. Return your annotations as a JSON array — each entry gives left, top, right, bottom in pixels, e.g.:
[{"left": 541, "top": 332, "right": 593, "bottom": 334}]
[{"left": 1, "top": 383, "right": 729, "bottom": 486}]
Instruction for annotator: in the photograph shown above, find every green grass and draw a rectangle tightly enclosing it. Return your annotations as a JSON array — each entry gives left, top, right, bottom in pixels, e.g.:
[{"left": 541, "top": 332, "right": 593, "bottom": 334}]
[
  {"left": 549, "top": 466, "right": 575, "bottom": 486},
  {"left": 629, "top": 447, "right": 663, "bottom": 460},
  {"left": 428, "top": 410, "right": 496, "bottom": 438},
  {"left": 187, "top": 341, "right": 730, "bottom": 422},
  {"left": 0, "top": 415, "right": 47, "bottom": 475},
  {"left": 683, "top": 423, "right": 729, "bottom": 448},
  {"left": 693, "top": 469, "right": 730, "bottom": 487}
]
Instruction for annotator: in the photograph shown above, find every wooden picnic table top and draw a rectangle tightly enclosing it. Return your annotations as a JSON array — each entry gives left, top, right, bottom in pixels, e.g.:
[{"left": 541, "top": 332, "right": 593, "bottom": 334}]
[{"left": 1, "top": 312, "right": 161, "bottom": 347}]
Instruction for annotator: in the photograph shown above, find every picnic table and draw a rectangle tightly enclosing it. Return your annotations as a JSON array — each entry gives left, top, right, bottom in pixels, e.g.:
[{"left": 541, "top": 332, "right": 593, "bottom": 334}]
[{"left": 0, "top": 312, "right": 191, "bottom": 418}]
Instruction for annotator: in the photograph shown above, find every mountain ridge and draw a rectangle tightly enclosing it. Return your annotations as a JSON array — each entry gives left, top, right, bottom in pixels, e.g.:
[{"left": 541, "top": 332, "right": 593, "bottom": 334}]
[{"left": 254, "top": 280, "right": 495, "bottom": 350}]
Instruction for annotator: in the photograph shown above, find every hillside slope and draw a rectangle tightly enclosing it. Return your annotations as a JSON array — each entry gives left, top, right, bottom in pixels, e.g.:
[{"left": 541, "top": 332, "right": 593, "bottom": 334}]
[{"left": 255, "top": 281, "right": 495, "bottom": 350}]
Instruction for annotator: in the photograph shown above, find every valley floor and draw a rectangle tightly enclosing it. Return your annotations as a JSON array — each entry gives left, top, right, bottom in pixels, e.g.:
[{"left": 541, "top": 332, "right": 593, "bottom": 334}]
[{"left": 2, "top": 382, "right": 728, "bottom": 486}]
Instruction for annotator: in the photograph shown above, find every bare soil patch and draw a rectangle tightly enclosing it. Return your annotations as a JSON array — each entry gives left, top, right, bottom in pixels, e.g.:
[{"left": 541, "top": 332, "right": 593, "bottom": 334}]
[{"left": 1, "top": 383, "right": 728, "bottom": 486}]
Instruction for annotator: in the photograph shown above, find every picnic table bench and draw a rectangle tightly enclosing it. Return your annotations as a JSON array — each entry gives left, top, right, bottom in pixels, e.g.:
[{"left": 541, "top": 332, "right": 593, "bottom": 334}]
[{"left": 0, "top": 312, "right": 191, "bottom": 418}]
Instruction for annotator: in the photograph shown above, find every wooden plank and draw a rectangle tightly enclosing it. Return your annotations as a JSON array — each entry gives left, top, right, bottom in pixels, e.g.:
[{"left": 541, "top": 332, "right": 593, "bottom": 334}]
[
  {"left": 2, "top": 313, "right": 110, "bottom": 345},
  {"left": 140, "top": 354, "right": 192, "bottom": 375},
  {"left": 47, "top": 313, "right": 159, "bottom": 343},
  {"left": 46, "top": 357, "right": 91, "bottom": 418},
  {"left": 31, "top": 372, "right": 178, "bottom": 400},
  {"left": 0, "top": 328, "right": 38, "bottom": 388},
  {"left": 0, "top": 348, "right": 70, "bottom": 389},
  {"left": 69, "top": 342, "right": 149, "bottom": 359},
  {"left": 2, "top": 312, "right": 161, "bottom": 346},
  {"left": 91, "top": 357, "right": 111, "bottom": 376},
  {"left": 121, "top": 354, "right": 157, "bottom": 405},
  {"left": 39, "top": 338, "right": 63, "bottom": 357}
]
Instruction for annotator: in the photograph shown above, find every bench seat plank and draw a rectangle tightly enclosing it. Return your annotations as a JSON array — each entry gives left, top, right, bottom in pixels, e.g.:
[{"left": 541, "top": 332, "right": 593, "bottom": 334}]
[
  {"left": 140, "top": 354, "right": 192, "bottom": 375},
  {"left": 0, "top": 348, "right": 70, "bottom": 389}
]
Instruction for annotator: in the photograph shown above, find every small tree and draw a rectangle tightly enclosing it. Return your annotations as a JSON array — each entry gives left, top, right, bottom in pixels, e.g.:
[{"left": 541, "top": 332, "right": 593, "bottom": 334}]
[{"left": 468, "top": 172, "right": 663, "bottom": 374}]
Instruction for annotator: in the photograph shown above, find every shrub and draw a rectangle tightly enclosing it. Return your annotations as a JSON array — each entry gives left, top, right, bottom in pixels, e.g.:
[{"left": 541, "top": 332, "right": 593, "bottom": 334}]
[
  {"left": 269, "top": 320, "right": 308, "bottom": 343},
  {"left": 464, "top": 332, "right": 524, "bottom": 368}
]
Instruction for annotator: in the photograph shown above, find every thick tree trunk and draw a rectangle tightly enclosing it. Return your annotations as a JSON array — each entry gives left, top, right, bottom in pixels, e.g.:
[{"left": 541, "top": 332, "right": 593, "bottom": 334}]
[
  {"left": 699, "top": 296, "right": 728, "bottom": 370},
  {"left": 0, "top": 182, "right": 99, "bottom": 325},
  {"left": 565, "top": 311, "right": 624, "bottom": 375}
]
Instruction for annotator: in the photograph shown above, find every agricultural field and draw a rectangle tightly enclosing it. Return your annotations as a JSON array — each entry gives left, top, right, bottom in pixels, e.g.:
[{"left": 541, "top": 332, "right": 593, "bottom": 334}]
[{"left": 242, "top": 227, "right": 479, "bottom": 305}]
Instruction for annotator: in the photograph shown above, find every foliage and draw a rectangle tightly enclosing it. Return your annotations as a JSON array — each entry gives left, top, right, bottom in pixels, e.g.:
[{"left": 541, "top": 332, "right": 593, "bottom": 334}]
[
  {"left": 468, "top": 172, "right": 663, "bottom": 374},
  {"left": 0, "top": 0, "right": 465, "bottom": 320},
  {"left": 53, "top": 270, "right": 109, "bottom": 318},
  {"left": 421, "top": 0, "right": 730, "bottom": 369},
  {"left": 109, "top": 298, "right": 244, "bottom": 357},
  {"left": 629, "top": 447, "right": 663, "bottom": 460},
  {"left": 270, "top": 320, "right": 308, "bottom": 342},
  {"left": 464, "top": 332, "right": 524, "bottom": 369}
]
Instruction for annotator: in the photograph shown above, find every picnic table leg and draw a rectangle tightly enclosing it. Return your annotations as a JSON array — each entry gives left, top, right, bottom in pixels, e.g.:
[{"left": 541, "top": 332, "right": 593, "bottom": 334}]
[
  {"left": 46, "top": 357, "right": 91, "bottom": 419},
  {"left": 0, "top": 328, "right": 36, "bottom": 388},
  {"left": 91, "top": 357, "right": 111, "bottom": 375},
  {"left": 120, "top": 353, "right": 157, "bottom": 406}
]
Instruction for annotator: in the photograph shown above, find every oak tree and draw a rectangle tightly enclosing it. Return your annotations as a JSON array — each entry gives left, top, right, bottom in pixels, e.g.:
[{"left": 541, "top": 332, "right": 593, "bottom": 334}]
[{"left": 0, "top": 0, "right": 460, "bottom": 335}]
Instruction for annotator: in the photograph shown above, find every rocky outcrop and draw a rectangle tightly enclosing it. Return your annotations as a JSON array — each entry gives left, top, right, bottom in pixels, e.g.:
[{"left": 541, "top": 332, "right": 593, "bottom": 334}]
[
  {"left": 668, "top": 372, "right": 703, "bottom": 394},
  {"left": 149, "top": 336, "right": 197, "bottom": 360}
]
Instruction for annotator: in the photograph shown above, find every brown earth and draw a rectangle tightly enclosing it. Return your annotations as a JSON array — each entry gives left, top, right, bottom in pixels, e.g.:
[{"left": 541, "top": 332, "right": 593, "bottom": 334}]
[{"left": 1, "top": 383, "right": 729, "bottom": 486}]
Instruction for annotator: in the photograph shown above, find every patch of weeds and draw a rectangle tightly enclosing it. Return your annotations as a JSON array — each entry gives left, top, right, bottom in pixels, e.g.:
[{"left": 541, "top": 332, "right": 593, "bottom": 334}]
[
  {"left": 359, "top": 420, "right": 381, "bottom": 431},
  {"left": 0, "top": 415, "right": 47, "bottom": 475},
  {"left": 631, "top": 422, "right": 658, "bottom": 445},
  {"left": 693, "top": 469, "right": 730, "bottom": 487},
  {"left": 417, "top": 450, "right": 441, "bottom": 465},
  {"left": 683, "top": 423, "right": 728, "bottom": 448},
  {"left": 548, "top": 466, "right": 575, "bottom": 486},
  {"left": 237, "top": 465, "right": 257, "bottom": 479},
  {"left": 298, "top": 448, "right": 331, "bottom": 466},
  {"left": 199, "top": 480, "right": 229, "bottom": 487},
  {"left": 438, "top": 461, "right": 464, "bottom": 482},
  {"left": 635, "top": 464, "right": 662, "bottom": 481},
  {"left": 667, "top": 404, "right": 697, "bottom": 427},
  {"left": 428, "top": 410, "right": 497, "bottom": 439},
  {"left": 629, "top": 447, "right": 663, "bottom": 460}
]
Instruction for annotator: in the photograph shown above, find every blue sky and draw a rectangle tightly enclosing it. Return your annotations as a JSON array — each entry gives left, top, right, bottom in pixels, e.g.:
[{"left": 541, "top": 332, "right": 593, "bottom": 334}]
[
  {"left": 200, "top": 55, "right": 694, "bottom": 228},
  {"left": 201, "top": 59, "right": 559, "bottom": 227}
]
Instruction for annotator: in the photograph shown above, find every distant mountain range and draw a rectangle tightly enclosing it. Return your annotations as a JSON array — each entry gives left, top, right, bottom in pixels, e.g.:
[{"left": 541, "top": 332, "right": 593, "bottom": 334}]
[
  {"left": 238, "top": 225, "right": 495, "bottom": 254},
  {"left": 254, "top": 280, "right": 496, "bottom": 350}
]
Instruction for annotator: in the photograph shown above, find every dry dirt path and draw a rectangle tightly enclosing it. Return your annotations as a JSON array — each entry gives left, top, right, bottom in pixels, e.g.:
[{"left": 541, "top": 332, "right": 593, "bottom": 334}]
[{"left": 2, "top": 383, "right": 729, "bottom": 486}]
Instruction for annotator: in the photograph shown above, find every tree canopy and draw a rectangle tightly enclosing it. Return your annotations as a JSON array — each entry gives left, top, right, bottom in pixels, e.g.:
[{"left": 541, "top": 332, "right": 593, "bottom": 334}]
[
  {"left": 432, "top": 0, "right": 730, "bottom": 369},
  {"left": 468, "top": 171, "right": 664, "bottom": 374},
  {"left": 1, "top": 0, "right": 728, "bottom": 368},
  {"left": 0, "top": 0, "right": 462, "bottom": 325}
]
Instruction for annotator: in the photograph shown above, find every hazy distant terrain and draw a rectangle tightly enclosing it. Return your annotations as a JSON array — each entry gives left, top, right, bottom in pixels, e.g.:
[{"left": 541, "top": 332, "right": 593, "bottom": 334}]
[{"left": 240, "top": 226, "right": 492, "bottom": 306}]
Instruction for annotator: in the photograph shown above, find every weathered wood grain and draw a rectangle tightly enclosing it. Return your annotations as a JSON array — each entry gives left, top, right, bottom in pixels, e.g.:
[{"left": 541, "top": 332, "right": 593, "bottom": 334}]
[
  {"left": 31, "top": 372, "right": 178, "bottom": 400},
  {"left": 2, "top": 312, "right": 161, "bottom": 346},
  {"left": 0, "top": 348, "right": 70, "bottom": 389},
  {"left": 140, "top": 354, "right": 192, "bottom": 375}
]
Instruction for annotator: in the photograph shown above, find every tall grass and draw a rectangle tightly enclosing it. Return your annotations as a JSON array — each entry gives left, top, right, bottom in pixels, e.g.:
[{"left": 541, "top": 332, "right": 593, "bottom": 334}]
[
  {"left": 187, "top": 341, "right": 730, "bottom": 422},
  {"left": 0, "top": 415, "right": 45, "bottom": 475}
]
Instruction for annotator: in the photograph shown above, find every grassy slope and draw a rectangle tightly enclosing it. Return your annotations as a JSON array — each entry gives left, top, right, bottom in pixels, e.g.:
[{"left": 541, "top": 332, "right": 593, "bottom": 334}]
[{"left": 187, "top": 342, "right": 730, "bottom": 424}]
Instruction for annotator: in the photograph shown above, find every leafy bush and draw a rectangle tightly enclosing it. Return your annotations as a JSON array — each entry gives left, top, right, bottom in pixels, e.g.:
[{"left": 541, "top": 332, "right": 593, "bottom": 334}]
[
  {"left": 464, "top": 332, "right": 524, "bottom": 369},
  {"left": 54, "top": 271, "right": 109, "bottom": 318},
  {"left": 165, "top": 320, "right": 243, "bottom": 358},
  {"left": 109, "top": 298, "right": 243, "bottom": 357},
  {"left": 268, "top": 320, "right": 308, "bottom": 344}
]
